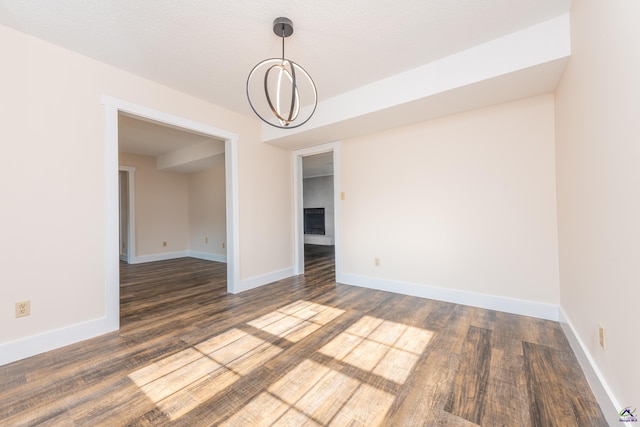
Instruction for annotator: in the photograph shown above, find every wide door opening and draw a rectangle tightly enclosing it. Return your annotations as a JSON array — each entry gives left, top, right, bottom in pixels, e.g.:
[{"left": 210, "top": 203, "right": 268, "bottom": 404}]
[{"left": 104, "top": 95, "right": 240, "bottom": 332}]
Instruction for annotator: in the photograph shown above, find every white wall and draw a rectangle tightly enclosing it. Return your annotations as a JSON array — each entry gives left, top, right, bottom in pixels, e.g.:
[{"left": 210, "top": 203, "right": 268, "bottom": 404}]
[
  {"left": 340, "top": 95, "right": 560, "bottom": 306},
  {"left": 189, "top": 154, "right": 227, "bottom": 259},
  {"left": 555, "top": 0, "right": 640, "bottom": 415},
  {"left": 119, "top": 152, "right": 190, "bottom": 257},
  {"left": 0, "top": 24, "right": 293, "bottom": 351},
  {"left": 238, "top": 139, "right": 293, "bottom": 281},
  {"left": 118, "top": 152, "right": 226, "bottom": 262}
]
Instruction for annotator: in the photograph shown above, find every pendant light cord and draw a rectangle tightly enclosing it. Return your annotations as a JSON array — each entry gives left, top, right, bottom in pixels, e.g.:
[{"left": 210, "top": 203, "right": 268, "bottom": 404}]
[{"left": 281, "top": 25, "right": 286, "bottom": 61}]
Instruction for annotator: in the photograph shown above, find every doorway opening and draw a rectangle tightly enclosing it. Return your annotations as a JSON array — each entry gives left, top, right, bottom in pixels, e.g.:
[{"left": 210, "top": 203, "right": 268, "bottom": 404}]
[
  {"left": 293, "top": 142, "right": 341, "bottom": 281},
  {"left": 104, "top": 95, "right": 240, "bottom": 332},
  {"left": 117, "top": 112, "right": 227, "bottom": 265}
]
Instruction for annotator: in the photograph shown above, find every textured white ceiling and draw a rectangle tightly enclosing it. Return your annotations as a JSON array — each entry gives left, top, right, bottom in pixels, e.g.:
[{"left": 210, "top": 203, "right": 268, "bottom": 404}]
[
  {"left": 118, "top": 113, "right": 223, "bottom": 158},
  {"left": 0, "top": 0, "right": 571, "bottom": 117},
  {"left": 303, "top": 152, "right": 334, "bottom": 179},
  {"left": 1, "top": 1, "right": 572, "bottom": 173},
  {"left": 118, "top": 113, "right": 225, "bottom": 173}
]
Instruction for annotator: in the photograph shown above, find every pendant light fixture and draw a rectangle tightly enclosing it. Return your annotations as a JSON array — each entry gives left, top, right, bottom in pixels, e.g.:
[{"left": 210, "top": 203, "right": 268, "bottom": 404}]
[{"left": 246, "top": 17, "right": 317, "bottom": 129}]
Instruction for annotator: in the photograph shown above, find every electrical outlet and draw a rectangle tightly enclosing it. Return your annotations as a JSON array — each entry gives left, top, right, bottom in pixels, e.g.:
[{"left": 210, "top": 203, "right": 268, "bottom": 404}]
[
  {"left": 16, "top": 301, "right": 30, "bottom": 318},
  {"left": 599, "top": 325, "right": 606, "bottom": 349},
  {"left": 162, "top": 241, "right": 167, "bottom": 247},
  {"left": 222, "top": 242, "right": 225, "bottom": 249},
  {"left": 205, "top": 237, "right": 208, "bottom": 243},
  {"left": 374, "top": 257, "right": 380, "bottom": 267}
]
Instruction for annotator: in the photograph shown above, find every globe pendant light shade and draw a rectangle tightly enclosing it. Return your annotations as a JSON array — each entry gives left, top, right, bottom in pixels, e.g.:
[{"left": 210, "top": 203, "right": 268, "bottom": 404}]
[{"left": 246, "top": 18, "right": 317, "bottom": 129}]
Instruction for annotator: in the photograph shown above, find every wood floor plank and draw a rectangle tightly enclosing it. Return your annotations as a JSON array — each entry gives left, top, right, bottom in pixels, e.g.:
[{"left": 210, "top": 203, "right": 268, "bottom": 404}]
[
  {"left": 523, "top": 341, "right": 607, "bottom": 427},
  {"left": 480, "top": 348, "right": 531, "bottom": 426},
  {"left": 0, "top": 245, "right": 607, "bottom": 426},
  {"left": 383, "top": 348, "right": 462, "bottom": 425},
  {"left": 445, "top": 326, "right": 492, "bottom": 424},
  {"left": 438, "top": 410, "right": 482, "bottom": 427}
]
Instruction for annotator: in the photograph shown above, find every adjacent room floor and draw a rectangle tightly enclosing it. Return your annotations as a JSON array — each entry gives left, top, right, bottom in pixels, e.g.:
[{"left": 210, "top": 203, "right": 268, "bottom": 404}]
[{"left": 0, "top": 245, "right": 606, "bottom": 426}]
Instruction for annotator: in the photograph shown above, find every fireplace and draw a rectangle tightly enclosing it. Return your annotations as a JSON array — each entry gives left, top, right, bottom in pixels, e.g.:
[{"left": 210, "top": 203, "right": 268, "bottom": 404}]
[{"left": 304, "top": 208, "right": 325, "bottom": 235}]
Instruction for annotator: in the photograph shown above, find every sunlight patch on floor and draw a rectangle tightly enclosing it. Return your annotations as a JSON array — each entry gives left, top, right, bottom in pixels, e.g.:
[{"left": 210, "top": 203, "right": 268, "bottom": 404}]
[
  {"left": 128, "top": 300, "right": 343, "bottom": 421},
  {"left": 319, "top": 315, "right": 434, "bottom": 384},
  {"left": 128, "top": 301, "right": 433, "bottom": 424},
  {"left": 248, "top": 300, "right": 345, "bottom": 343},
  {"left": 221, "top": 359, "right": 395, "bottom": 427},
  {"left": 129, "top": 328, "right": 281, "bottom": 420}
]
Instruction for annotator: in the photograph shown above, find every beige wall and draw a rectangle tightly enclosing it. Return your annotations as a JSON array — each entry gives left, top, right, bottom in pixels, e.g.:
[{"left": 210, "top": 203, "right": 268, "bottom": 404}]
[
  {"left": 555, "top": 0, "right": 640, "bottom": 409},
  {"left": 118, "top": 152, "right": 226, "bottom": 259},
  {"left": 189, "top": 155, "right": 227, "bottom": 256},
  {"left": 119, "top": 152, "right": 190, "bottom": 256},
  {"left": 341, "top": 95, "right": 560, "bottom": 304},
  {"left": 0, "top": 24, "right": 292, "bottom": 344},
  {"left": 238, "top": 137, "right": 293, "bottom": 279}
]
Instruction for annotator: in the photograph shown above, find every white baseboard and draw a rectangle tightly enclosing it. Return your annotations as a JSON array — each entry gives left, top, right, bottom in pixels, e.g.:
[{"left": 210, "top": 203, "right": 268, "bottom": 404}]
[
  {"left": 1, "top": 251, "right": 229, "bottom": 367},
  {"left": 339, "top": 273, "right": 559, "bottom": 320},
  {"left": 338, "top": 273, "right": 620, "bottom": 423},
  {"left": 558, "top": 309, "right": 620, "bottom": 426},
  {"left": 0, "top": 265, "right": 621, "bottom": 427},
  {"left": 0, "top": 316, "right": 116, "bottom": 367},
  {"left": 234, "top": 267, "right": 296, "bottom": 294},
  {"left": 129, "top": 250, "right": 227, "bottom": 264},
  {"left": 189, "top": 251, "right": 227, "bottom": 263},
  {"left": 130, "top": 250, "right": 190, "bottom": 264}
]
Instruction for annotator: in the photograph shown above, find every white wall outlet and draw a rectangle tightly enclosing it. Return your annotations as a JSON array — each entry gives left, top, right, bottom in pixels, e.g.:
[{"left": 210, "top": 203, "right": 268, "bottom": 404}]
[
  {"left": 162, "top": 241, "right": 167, "bottom": 247},
  {"left": 222, "top": 242, "right": 225, "bottom": 249},
  {"left": 598, "top": 325, "right": 606, "bottom": 349},
  {"left": 374, "top": 257, "right": 381, "bottom": 267},
  {"left": 205, "top": 237, "right": 208, "bottom": 243},
  {"left": 16, "top": 301, "right": 30, "bottom": 318}
]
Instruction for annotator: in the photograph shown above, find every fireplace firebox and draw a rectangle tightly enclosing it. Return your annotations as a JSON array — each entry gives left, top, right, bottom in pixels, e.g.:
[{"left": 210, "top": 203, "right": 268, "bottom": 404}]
[{"left": 304, "top": 208, "right": 325, "bottom": 235}]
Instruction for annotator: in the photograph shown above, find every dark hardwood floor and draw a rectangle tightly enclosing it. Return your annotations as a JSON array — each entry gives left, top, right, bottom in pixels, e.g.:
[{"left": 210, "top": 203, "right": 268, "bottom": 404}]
[{"left": 0, "top": 245, "right": 606, "bottom": 426}]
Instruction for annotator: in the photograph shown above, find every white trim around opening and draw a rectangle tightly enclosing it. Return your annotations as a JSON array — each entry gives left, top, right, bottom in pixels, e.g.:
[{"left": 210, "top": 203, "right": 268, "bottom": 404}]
[
  {"left": 292, "top": 141, "right": 342, "bottom": 281},
  {"left": 103, "top": 95, "right": 241, "bottom": 335}
]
